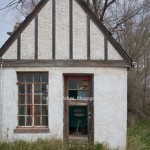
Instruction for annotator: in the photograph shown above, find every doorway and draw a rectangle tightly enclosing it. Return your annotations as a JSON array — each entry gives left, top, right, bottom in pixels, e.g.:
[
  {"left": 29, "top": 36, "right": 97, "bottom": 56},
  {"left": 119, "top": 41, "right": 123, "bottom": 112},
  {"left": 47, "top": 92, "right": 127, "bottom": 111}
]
[
  {"left": 63, "top": 75, "right": 94, "bottom": 143},
  {"left": 69, "top": 106, "right": 88, "bottom": 136}
]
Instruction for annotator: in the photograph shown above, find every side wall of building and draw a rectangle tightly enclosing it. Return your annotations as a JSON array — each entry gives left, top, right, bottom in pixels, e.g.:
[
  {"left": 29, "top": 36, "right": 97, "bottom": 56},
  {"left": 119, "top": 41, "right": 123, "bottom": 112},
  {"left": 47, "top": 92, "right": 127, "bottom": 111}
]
[{"left": 1, "top": 67, "right": 127, "bottom": 150}]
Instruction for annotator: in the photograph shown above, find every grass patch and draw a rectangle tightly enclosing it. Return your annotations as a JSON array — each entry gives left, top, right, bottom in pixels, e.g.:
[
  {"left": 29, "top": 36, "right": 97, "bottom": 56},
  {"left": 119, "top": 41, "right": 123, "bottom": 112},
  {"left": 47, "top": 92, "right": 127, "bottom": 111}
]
[
  {"left": 0, "top": 118, "right": 149, "bottom": 150},
  {"left": 0, "top": 139, "right": 107, "bottom": 150},
  {"left": 127, "top": 118, "right": 150, "bottom": 150}
]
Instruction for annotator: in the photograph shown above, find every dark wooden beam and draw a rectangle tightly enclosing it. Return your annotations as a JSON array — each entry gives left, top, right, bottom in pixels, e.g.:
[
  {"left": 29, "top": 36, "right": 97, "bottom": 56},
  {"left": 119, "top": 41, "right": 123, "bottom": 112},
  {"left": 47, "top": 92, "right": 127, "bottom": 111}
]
[
  {"left": 52, "top": 0, "right": 56, "bottom": 59},
  {"left": 35, "top": 16, "right": 38, "bottom": 60},
  {"left": 3, "top": 59, "right": 130, "bottom": 68},
  {"left": 69, "top": 0, "right": 73, "bottom": 59},
  {"left": 17, "top": 36, "right": 21, "bottom": 60},
  {"left": 104, "top": 37, "right": 108, "bottom": 61},
  {"left": 87, "top": 16, "right": 90, "bottom": 60}
]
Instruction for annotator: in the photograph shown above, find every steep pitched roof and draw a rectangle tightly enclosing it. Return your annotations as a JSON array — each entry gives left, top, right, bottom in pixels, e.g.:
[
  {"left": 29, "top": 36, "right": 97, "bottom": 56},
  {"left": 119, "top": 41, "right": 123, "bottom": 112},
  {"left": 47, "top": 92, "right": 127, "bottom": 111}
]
[{"left": 0, "top": 0, "right": 132, "bottom": 66}]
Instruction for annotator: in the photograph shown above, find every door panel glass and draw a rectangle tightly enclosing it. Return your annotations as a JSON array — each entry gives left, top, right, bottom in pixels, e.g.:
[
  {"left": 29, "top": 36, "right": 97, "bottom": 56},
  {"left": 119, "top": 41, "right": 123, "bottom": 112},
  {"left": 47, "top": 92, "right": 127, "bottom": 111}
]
[
  {"left": 69, "top": 80, "right": 77, "bottom": 89},
  {"left": 79, "top": 80, "right": 89, "bottom": 90},
  {"left": 69, "top": 90, "right": 77, "bottom": 99},
  {"left": 78, "top": 90, "right": 88, "bottom": 98}
]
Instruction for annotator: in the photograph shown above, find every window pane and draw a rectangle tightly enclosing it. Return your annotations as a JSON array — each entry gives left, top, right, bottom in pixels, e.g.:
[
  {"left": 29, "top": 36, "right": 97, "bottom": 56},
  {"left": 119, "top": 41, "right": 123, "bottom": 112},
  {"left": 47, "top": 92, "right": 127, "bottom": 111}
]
[
  {"left": 42, "top": 95, "right": 48, "bottom": 104},
  {"left": 79, "top": 80, "right": 89, "bottom": 90},
  {"left": 35, "top": 116, "right": 41, "bottom": 126},
  {"left": 42, "top": 105, "right": 48, "bottom": 115},
  {"left": 26, "top": 116, "right": 32, "bottom": 126},
  {"left": 34, "top": 84, "right": 41, "bottom": 93},
  {"left": 42, "top": 116, "right": 48, "bottom": 126},
  {"left": 18, "top": 73, "right": 25, "bottom": 82},
  {"left": 18, "top": 105, "right": 25, "bottom": 115},
  {"left": 27, "top": 95, "right": 32, "bottom": 104},
  {"left": 18, "top": 95, "right": 25, "bottom": 104},
  {"left": 34, "top": 95, "right": 41, "bottom": 104},
  {"left": 18, "top": 116, "right": 25, "bottom": 126},
  {"left": 34, "top": 73, "right": 41, "bottom": 82},
  {"left": 27, "top": 84, "right": 32, "bottom": 94},
  {"left": 78, "top": 91, "right": 88, "bottom": 98},
  {"left": 34, "top": 105, "right": 41, "bottom": 115},
  {"left": 42, "top": 84, "right": 48, "bottom": 94},
  {"left": 42, "top": 73, "right": 48, "bottom": 82},
  {"left": 69, "top": 90, "right": 77, "bottom": 99},
  {"left": 26, "top": 105, "right": 32, "bottom": 115},
  {"left": 26, "top": 73, "right": 33, "bottom": 82},
  {"left": 69, "top": 80, "right": 77, "bottom": 89},
  {"left": 18, "top": 85, "right": 25, "bottom": 94}
]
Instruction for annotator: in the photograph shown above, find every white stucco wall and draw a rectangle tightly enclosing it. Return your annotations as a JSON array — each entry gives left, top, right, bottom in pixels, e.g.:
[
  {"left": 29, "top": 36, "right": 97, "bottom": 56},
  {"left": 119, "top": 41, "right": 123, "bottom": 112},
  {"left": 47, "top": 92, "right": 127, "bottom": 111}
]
[
  {"left": 1, "top": 67, "right": 127, "bottom": 150},
  {"left": 108, "top": 41, "right": 123, "bottom": 60},
  {"left": 21, "top": 20, "right": 35, "bottom": 59},
  {"left": 3, "top": 41, "right": 17, "bottom": 59},
  {"left": 90, "top": 21, "right": 104, "bottom": 60},
  {"left": 38, "top": 0, "right": 52, "bottom": 59},
  {"left": 56, "top": 0, "right": 70, "bottom": 59},
  {"left": 73, "top": 0, "right": 87, "bottom": 59}
]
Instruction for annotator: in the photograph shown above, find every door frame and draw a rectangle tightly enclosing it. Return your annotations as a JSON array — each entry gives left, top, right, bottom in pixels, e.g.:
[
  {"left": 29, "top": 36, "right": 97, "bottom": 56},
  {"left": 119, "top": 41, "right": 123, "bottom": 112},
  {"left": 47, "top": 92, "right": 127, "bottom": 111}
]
[{"left": 63, "top": 74, "right": 94, "bottom": 142}]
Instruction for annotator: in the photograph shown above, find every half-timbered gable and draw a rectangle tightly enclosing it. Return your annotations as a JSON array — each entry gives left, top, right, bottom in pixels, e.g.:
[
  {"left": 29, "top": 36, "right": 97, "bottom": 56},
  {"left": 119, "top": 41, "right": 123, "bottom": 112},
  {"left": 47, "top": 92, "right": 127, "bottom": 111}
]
[{"left": 0, "top": 0, "right": 130, "bottom": 65}]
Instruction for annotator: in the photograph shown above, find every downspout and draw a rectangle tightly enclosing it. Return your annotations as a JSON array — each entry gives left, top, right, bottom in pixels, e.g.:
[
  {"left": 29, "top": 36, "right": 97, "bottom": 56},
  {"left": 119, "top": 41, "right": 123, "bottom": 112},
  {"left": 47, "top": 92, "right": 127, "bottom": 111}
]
[{"left": 0, "top": 58, "right": 3, "bottom": 141}]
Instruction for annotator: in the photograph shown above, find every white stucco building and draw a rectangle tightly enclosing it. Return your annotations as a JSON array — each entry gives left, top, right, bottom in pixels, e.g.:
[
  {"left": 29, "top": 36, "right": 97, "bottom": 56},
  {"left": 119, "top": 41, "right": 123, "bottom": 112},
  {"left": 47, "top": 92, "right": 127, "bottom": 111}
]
[{"left": 0, "top": 0, "right": 132, "bottom": 149}]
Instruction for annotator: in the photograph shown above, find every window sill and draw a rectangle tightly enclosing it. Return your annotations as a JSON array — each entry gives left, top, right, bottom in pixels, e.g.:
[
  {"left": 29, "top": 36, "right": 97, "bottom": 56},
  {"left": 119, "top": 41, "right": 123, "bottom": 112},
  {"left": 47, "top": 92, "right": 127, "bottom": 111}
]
[{"left": 14, "top": 128, "right": 49, "bottom": 133}]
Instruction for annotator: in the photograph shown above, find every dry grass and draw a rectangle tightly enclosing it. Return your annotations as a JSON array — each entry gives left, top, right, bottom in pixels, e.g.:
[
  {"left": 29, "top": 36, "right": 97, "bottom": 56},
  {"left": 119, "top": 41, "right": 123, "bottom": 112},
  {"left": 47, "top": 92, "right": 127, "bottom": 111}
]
[
  {"left": 0, "top": 119, "right": 149, "bottom": 150},
  {"left": 0, "top": 139, "right": 106, "bottom": 150},
  {"left": 126, "top": 118, "right": 150, "bottom": 150}
]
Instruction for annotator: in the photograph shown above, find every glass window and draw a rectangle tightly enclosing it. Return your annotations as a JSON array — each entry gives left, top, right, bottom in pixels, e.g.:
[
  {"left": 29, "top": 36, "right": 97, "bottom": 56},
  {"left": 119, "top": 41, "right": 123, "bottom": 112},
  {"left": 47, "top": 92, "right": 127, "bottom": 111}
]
[
  {"left": 69, "top": 80, "right": 77, "bottom": 89},
  {"left": 67, "top": 77, "right": 91, "bottom": 99},
  {"left": 17, "top": 72, "right": 48, "bottom": 127}
]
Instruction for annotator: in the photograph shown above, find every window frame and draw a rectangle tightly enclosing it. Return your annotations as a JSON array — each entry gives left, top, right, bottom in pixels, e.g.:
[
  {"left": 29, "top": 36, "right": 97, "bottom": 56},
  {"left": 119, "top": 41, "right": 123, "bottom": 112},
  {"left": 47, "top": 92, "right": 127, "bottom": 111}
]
[
  {"left": 64, "top": 74, "right": 93, "bottom": 100},
  {"left": 64, "top": 74, "right": 93, "bottom": 101},
  {"left": 16, "top": 72, "right": 49, "bottom": 129}
]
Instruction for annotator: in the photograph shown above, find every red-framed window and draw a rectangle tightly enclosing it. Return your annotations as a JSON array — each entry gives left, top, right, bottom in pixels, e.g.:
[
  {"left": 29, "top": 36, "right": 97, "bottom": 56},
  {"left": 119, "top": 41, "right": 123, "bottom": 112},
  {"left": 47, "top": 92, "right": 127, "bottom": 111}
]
[{"left": 17, "top": 72, "right": 48, "bottom": 127}]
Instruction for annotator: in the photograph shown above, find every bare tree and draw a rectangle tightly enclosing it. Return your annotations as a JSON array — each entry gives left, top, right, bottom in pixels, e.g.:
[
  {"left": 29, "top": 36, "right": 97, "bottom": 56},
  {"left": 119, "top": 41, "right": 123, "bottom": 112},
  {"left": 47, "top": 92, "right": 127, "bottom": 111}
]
[
  {"left": 0, "top": 0, "right": 39, "bottom": 17},
  {"left": 16, "top": 0, "right": 40, "bottom": 17}
]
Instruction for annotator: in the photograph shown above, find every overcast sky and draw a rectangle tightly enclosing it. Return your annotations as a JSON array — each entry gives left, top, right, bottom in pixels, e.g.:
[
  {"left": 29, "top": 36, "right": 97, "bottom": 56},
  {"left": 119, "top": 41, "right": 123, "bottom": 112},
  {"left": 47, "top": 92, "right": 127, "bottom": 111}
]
[{"left": 0, "top": 0, "right": 17, "bottom": 47}]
